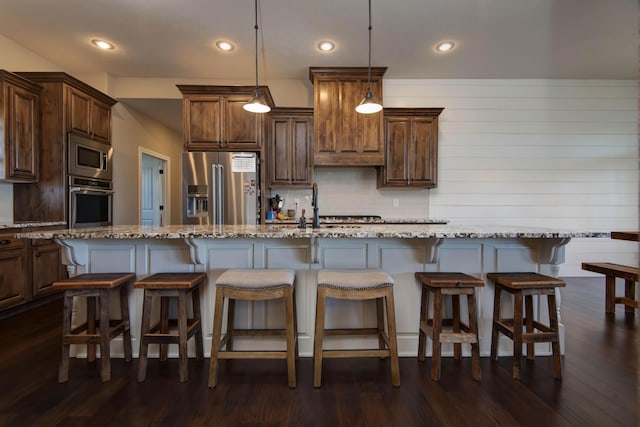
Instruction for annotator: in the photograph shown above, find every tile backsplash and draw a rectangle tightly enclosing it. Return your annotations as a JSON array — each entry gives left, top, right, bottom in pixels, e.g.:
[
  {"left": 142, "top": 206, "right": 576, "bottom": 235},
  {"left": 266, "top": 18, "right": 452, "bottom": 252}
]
[
  {"left": 0, "top": 183, "right": 13, "bottom": 224},
  {"left": 268, "top": 167, "right": 430, "bottom": 219}
]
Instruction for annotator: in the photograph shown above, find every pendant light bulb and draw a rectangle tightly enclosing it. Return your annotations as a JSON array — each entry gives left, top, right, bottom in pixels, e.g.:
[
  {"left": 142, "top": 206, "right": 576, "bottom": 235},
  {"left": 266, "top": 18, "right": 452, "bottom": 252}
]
[
  {"left": 355, "top": 89, "right": 383, "bottom": 114},
  {"left": 244, "top": 0, "right": 270, "bottom": 113},
  {"left": 356, "top": 0, "right": 382, "bottom": 114}
]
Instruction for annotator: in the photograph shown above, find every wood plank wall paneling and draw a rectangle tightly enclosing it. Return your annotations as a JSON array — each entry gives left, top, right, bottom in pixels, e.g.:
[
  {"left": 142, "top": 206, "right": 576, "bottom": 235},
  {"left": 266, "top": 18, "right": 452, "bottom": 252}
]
[
  {"left": 270, "top": 79, "right": 638, "bottom": 277},
  {"left": 385, "top": 79, "right": 638, "bottom": 276}
]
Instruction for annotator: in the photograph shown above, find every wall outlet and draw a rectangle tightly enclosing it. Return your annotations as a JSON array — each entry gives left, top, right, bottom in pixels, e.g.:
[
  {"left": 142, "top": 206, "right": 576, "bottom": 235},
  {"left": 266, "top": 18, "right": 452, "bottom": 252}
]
[{"left": 393, "top": 198, "right": 399, "bottom": 208}]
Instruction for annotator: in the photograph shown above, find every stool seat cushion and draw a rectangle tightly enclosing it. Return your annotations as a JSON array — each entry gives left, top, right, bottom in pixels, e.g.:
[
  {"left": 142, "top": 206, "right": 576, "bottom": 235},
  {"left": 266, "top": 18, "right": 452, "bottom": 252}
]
[
  {"left": 487, "top": 272, "right": 565, "bottom": 289},
  {"left": 317, "top": 270, "right": 394, "bottom": 290},
  {"left": 215, "top": 269, "right": 295, "bottom": 290},
  {"left": 53, "top": 272, "right": 136, "bottom": 290},
  {"left": 134, "top": 272, "right": 207, "bottom": 289}
]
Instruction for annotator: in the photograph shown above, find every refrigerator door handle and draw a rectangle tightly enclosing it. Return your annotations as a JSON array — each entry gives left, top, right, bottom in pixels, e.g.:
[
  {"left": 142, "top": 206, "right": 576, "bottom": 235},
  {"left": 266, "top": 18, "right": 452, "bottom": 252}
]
[
  {"left": 217, "top": 164, "right": 224, "bottom": 224},
  {"left": 211, "top": 164, "right": 219, "bottom": 224}
]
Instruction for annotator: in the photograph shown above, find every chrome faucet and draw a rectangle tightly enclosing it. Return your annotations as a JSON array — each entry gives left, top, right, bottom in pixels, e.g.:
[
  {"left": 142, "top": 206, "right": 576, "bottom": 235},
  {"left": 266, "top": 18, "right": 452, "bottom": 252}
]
[{"left": 312, "top": 183, "right": 320, "bottom": 228}]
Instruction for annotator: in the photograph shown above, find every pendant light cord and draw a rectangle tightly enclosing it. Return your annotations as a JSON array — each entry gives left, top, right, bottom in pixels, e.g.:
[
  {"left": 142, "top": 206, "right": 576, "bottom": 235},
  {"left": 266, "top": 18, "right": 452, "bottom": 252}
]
[
  {"left": 254, "top": 0, "right": 259, "bottom": 92},
  {"left": 366, "top": 0, "right": 372, "bottom": 93}
]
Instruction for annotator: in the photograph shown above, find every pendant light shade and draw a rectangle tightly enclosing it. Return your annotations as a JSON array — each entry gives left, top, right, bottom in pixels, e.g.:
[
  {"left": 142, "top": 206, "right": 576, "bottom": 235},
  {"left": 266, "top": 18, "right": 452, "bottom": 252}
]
[
  {"left": 355, "top": 0, "right": 382, "bottom": 114},
  {"left": 244, "top": 0, "right": 270, "bottom": 113}
]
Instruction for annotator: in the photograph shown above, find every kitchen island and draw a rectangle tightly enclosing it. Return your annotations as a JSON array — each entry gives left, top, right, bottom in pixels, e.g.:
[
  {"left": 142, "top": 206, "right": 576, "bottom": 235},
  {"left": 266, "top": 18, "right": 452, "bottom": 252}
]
[{"left": 18, "top": 224, "right": 608, "bottom": 359}]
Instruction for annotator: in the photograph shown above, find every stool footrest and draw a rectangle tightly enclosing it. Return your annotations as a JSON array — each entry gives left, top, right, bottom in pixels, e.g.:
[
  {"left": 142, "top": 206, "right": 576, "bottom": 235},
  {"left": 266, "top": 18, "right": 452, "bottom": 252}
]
[
  {"left": 226, "top": 328, "right": 287, "bottom": 337},
  {"left": 144, "top": 319, "right": 201, "bottom": 343},
  {"left": 323, "top": 349, "right": 390, "bottom": 359},
  {"left": 323, "top": 327, "right": 380, "bottom": 336},
  {"left": 615, "top": 297, "right": 640, "bottom": 309},
  {"left": 217, "top": 351, "right": 288, "bottom": 360}
]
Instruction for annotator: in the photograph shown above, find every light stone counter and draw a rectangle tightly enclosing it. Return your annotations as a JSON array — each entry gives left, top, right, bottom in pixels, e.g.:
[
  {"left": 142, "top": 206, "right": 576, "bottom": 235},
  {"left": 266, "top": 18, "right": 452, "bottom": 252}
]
[
  {"left": 1, "top": 221, "right": 67, "bottom": 230},
  {"left": 17, "top": 223, "right": 609, "bottom": 240},
  {"left": 17, "top": 224, "right": 609, "bottom": 360}
]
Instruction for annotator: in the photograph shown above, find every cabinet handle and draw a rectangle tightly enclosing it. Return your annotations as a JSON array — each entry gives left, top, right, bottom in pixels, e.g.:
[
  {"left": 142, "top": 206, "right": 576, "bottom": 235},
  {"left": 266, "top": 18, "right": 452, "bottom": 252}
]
[{"left": 0, "top": 239, "right": 10, "bottom": 245}]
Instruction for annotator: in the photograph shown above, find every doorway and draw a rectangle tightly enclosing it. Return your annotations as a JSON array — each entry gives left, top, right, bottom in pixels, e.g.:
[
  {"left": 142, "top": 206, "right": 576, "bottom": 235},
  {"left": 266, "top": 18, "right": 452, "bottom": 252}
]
[{"left": 140, "top": 149, "right": 170, "bottom": 226}]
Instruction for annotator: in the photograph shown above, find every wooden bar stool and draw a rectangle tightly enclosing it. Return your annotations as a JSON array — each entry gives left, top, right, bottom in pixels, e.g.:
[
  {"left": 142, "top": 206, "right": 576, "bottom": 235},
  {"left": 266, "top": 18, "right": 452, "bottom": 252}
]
[
  {"left": 52, "top": 272, "right": 135, "bottom": 383},
  {"left": 415, "top": 272, "right": 483, "bottom": 381},
  {"left": 209, "top": 269, "right": 297, "bottom": 388},
  {"left": 135, "top": 272, "right": 206, "bottom": 382},
  {"left": 488, "top": 272, "right": 565, "bottom": 380},
  {"left": 313, "top": 270, "right": 400, "bottom": 388}
]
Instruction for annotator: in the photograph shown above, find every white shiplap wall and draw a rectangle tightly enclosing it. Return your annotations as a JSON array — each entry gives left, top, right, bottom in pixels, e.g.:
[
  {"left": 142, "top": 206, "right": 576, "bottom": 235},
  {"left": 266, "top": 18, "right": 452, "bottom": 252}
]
[
  {"left": 270, "top": 79, "right": 638, "bottom": 277},
  {"left": 385, "top": 79, "right": 639, "bottom": 276}
]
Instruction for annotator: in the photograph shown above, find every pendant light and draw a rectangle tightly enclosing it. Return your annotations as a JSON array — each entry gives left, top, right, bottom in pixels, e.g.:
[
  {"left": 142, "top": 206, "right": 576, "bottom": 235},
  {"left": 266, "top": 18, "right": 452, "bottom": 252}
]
[
  {"left": 355, "top": 0, "right": 382, "bottom": 114},
  {"left": 244, "top": 0, "right": 271, "bottom": 113}
]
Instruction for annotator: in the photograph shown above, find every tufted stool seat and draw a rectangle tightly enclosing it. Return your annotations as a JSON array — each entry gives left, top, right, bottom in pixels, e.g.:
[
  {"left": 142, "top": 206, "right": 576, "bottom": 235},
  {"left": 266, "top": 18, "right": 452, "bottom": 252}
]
[
  {"left": 313, "top": 270, "right": 400, "bottom": 387},
  {"left": 209, "top": 269, "right": 297, "bottom": 388},
  {"left": 52, "top": 272, "right": 135, "bottom": 383},
  {"left": 488, "top": 272, "right": 565, "bottom": 380},
  {"left": 135, "top": 272, "right": 206, "bottom": 382}
]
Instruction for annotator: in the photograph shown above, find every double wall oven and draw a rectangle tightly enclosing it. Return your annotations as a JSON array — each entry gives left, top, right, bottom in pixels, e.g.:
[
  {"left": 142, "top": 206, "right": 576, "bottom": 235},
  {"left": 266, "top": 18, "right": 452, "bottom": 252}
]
[{"left": 67, "top": 133, "right": 113, "bottom": 228}]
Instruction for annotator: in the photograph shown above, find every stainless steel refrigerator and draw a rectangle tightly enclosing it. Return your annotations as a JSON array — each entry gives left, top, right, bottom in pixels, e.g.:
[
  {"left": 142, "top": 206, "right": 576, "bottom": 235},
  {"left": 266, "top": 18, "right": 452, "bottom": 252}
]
[{"left": 182, "top": 152, "right": 259, "bottom": 225}]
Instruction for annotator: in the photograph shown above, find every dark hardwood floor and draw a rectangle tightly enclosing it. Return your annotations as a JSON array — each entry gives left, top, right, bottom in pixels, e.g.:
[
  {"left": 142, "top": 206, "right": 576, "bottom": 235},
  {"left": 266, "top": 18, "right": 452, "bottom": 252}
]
[{"left": 0, "top": 277, "right": 637, "bottom": 427}]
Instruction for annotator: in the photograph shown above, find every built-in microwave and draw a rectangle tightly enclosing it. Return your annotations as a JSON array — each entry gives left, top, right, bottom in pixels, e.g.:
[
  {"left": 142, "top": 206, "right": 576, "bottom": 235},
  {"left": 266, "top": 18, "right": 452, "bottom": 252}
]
[{"left": 68, "top": 133, "right": 112, "bottom": 180}]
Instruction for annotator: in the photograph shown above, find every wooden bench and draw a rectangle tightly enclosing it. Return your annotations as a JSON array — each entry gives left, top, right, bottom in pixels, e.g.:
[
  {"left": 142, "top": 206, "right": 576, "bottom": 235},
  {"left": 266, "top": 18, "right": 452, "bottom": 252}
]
[{"left": 582, "top": 262, "right": 639, "bottom": 313}]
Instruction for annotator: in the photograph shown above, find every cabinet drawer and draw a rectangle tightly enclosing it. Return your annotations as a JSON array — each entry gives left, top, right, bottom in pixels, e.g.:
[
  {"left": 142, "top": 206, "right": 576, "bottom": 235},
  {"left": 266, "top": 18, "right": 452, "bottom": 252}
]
[{"left": 0, "top": 235, "right": 26, "bottom": 251}]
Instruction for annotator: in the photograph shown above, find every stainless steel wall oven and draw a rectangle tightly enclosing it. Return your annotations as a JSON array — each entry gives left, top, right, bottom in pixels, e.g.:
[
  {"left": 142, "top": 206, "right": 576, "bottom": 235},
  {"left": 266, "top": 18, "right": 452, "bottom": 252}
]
[{"left": 68, "top": 176, "right": 113, "bottom": 228}]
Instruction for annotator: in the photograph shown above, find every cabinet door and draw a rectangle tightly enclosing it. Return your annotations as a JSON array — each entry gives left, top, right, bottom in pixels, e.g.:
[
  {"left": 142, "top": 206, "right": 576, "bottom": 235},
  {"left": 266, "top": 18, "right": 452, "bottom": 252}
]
[
  {"left": 381, "top": 117, "right": 410, "bottom": 186},
  {"left": 90, "top": 98, "right": 112, "bottom": 144},
  {"left": 290, "top": 118, "right": 313, "bottom": 185},
  {"left": 31, "top": 242, "right": 64, "bottom": 299},
  {"left": 224, "top": 95, "right": 261, "bottom": 149},
  {"left": 183, "top": 96, "right": 223, "bottom": 148},
  {"left": 313, "top": 77, "right": 383, "bottom": 166},
  {"left": 313, "top": 79, "right": 339, "bottom": 161},
  {"left": 408, "top": 117, "right": 437, "bottom": 187},
  {"left": 67, "top": 87, "right": 92, "bottom": 137},
  {"left": 267, "top": 114, "right": 313, "bottom": 187},
  {"left": 7, "top": 84, "right": 38, "bottom": 181},
  {"left": 0, "top": 240, "right": 28, "bottom": 310}
]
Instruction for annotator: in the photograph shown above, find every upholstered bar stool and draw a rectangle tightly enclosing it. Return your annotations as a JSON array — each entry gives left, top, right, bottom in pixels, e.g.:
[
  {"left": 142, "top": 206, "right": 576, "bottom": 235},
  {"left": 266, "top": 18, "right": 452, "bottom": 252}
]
[
  {"left": 135, "top": 272, "right": 206, "bottom": 382},
  {"left": 209, "top": 269, "right": 297, "bottom": 388},
  {"left": 52, "top": 272, "right": 135, "bottom": 383},
  {"left": 415, "top": 272, "right": 483, "bottom": 381},
  {"left": 488, "top": 272, "right": 565, "bottom": 380},
  {"left": 313, "top": 270, "right": 400, "bottom": 387}
]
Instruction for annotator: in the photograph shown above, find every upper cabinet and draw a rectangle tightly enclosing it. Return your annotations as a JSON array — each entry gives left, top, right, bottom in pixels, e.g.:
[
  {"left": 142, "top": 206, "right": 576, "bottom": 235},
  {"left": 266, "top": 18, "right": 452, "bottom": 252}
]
[
  {"left": 378, "top": 108, "right": 444, "bottom": 189},
  {"left": 309, "top": 67, "right": 387, "bottom": 166},
  {"left": 177, "top": 85, "right": 274, "bottom": 151},
  {"left": 67, "top": 86, "right": 113, "bottom": 144},
  {"left": 267, "top": 107, "right": 313, "bottom": 188},
  {"left": 0, "top": 70, "right": 41, "bottom": 182}
]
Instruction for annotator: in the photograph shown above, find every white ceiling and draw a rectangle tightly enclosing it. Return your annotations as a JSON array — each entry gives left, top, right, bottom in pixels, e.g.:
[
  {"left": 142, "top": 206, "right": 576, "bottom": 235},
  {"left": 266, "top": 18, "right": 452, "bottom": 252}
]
[{"left": 1, "top": 0, "right": 637, "bottom": 132}]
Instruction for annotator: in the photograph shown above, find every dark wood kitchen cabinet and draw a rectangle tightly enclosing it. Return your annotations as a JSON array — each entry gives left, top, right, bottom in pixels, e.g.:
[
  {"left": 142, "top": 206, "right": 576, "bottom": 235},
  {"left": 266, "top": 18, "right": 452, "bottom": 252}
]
[
  {"left": 309, "top": 67, "right": 386, "bottom": 167},
  {"left": 30, "top": 238, "right": 64, "bottom": 299},
  {"left": 378, "top": 108, "right": 443, "bottom": 189},
  {"left": 267, "top": 108, "right": 314, "bottom": 188},
  {"left": 0, "top": 70, "right": 41, "bottom": 182},
  {"left": 67, "top": 86, "right": 113, "bottom": 144},
  {"left": 0, "top": 234, "right": 28, "bottom": 310},
  {"left": 13, "top": 72, "right": 116, "bottom": 223},
  {"left": 0, "top": 227, "right": 66, "bottom": 312},
  {"left": 177, "top": 85, "right": 274, "bottom": 151}
]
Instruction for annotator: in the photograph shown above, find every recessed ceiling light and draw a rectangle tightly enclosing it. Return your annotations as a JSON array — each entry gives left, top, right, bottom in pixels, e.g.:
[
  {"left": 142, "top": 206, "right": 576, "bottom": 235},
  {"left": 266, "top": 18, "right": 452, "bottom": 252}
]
[
  {"left": 91, "top": 39, "right": 115, "bottom": 50},
  {"left": 435, "top": 41, "right": 455, "bottom": 53},
  {"left": 317, "top": 41, "right": 336, "bottom": 52},
  {"left": 215, "top": 40, "right": 235, "bottom": 52}
]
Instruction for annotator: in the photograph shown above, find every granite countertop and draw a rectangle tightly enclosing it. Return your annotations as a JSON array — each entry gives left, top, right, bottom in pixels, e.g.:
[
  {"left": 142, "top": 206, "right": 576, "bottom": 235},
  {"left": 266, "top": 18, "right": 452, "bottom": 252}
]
[
  {"left": 16, "top": 224, "right": 611, "bottom": 240},
  {"left": 0, "top": 221, "right": 67, "bottom": 230},
  {"left": 266, "top": 217, "right": 449, "bottom": 225}
]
